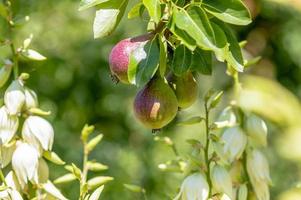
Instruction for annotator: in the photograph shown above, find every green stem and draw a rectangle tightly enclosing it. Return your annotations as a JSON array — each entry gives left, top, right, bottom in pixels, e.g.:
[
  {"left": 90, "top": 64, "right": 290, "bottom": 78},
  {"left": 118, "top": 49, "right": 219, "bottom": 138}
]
[
  {"left": 6, "top": 0, "right": 19, "bottom": 79},
  {"left": 204, "top": 102, "right": 212, "bottom": 197},
  {"left": 79, "top": 143, "right": 89, "bottom": 200}
]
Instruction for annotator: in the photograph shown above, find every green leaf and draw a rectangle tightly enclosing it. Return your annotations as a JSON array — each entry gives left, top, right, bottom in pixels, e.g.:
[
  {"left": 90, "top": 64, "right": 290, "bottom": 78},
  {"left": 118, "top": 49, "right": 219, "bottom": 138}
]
[
  {"left": 210, "top": 22, "right": 228, "bottom": 62},
  {"left": 168, "top": 17, "right": 196, "bottom": 51},
  {"left": 87, "top": 134, "right": 103, "bottom": 152},
  {"left": 93, "top": 0, "right": 128, "bottom": 39},
  {"left": 171, "top": 45, "right": 192, "bottom": 76},
  {"left": 218, "top": 22, "right": 244, "bottom": 72},
  {"left": 178, "top": 116, "right": 204, "bottom": 125},
  {"left": 158, "top": 35, "right": 167, "bottom": 77},
  {"left": 190, "top": 48, "right": 212, "bottom": 75},
  {"left": 128, "top": 36, "right": 160, "bottom": 86},
  {"left": 43, "top": 151, "right": 65, "bottom": 165},
  {"left": 87, "top": 176, "right": 114, "bottom": 190},
  {"left": 128, "top": 2, "right": 143, "bottom": 19},
  {"left": 202, "top": 0, "right": 251, "bottom": 25},
  {"left": 53, "top": 173, "right": 77, "bottom": 184},
  {"left": 123, "top": 184, "right": 144, "bottom": 193},
  {"left": 79, "top": 0, "right": 109, "bottom": 11},
  {"left": 143, "top": 0, "right": 161, "bottom": 23},
  {"left": 173, "top": 6, "right": 216, "bottom": 51},
  {"left": 22, "top": 49, "right": 47, "bottom": 61}
]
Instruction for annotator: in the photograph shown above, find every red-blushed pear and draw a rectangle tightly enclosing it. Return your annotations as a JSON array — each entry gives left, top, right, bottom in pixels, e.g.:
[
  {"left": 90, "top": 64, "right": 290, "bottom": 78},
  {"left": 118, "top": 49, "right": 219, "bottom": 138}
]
[
  {"left": 167, "top": 72, "right": 198, "bottom": 109},
  {"left": 133, "top": 76, "right": 178, "bottom": 130},
  {"left": 109, "top": 34, "right": 151, "bottom": 84}
]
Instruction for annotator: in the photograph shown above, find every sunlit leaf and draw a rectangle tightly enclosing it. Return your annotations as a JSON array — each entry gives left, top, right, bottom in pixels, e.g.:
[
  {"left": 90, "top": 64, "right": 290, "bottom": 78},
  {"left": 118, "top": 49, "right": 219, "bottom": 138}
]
[
  {"left": 128, "top": 36, "right": 160, "bottom": 86},
  {"left": 79, "top": 0, "right": 109, "bottom": 11},
  {"left": 143, "top": 0, "right": 161, "bottom": 23},
  {"left": 202, "top": 0, "right": 251, "bottom": 25},
  {"left": 22, "top": 49, "right": 47, "bottom": 61},
  {"left": 178, "top": 116, "right": 204, "bottom": 125},
  {"left": 93, "top": 0, "right": 128, "bottom": 38}
]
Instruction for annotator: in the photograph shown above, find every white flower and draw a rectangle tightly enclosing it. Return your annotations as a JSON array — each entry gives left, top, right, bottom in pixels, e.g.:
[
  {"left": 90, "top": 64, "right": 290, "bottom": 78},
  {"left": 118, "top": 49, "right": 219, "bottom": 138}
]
[
  {"left": 24, "top": 87, "right": 38, "bottom": 109},
  {"left": 0, "top": 141, "right": 16, "bottom": 168},
  {"left": 22, "top": 116, "right": 54, "bottom": 152},
  {"left": 38, "top": 158, "right": 49, "bottom": 183},
  {"left": 5, "top": 171, "right": 21, "bottom": 191},
  {"left": 12, "top": 142, "right": 39, "bottom": 188},
  {"left": 174, "top": 173, "right": 209, "bottom": 200},
  {"left": 0, "top": 106, "right": 19, "bottom": 144},
  {"left": 0, "top": 189, "right": 23, "bottom": 200},
  {"left": 221, "top": 126, "right": 247, "bottom": 163},
  {"left": 247, "top": 149, "right": 271, "bottom": 200},
  {"left": 246, "top": 114, "right": 268, "bottom": 147},
  {"left": 211, "top": 165, "right": 233, "bottom": 199},
  {"left": 4, "top": 80, "right": 25, "bottom": 115}
]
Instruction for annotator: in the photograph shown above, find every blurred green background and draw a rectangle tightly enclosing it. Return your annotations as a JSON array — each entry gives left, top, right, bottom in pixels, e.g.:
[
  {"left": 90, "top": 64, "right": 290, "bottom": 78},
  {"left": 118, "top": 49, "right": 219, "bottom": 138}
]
[{"left": 1, "top": 0, "right": 301, "bottom": 199}]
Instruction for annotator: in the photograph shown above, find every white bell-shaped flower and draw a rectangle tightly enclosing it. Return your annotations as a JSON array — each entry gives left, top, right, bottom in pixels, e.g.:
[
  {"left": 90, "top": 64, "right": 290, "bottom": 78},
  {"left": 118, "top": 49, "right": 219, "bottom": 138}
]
[
  {"left": 24, "top": 87, "right": 38, "bottom": 109},
  {"left": 174, "top": 173, "right": 209, "bottom": 200},
  {"left": 246, "top": 114, "right": 268, "bottom": 147},
  {"left": 0, "top": 106, "right": 19, "bottom": 144},
  {"left": 221, "top": 126, "right": 247, "bottom": 163},
  {"left": 12, "top": 142, "right": 39, "bottom": 188},
  {"left": 22, "top": 116, "right": 54, "bottom": 152},
  {"left": 247, "top": 149, "right": 271, "bottom": 200},
  {"left": 0, "top": 141, "right": 16, "bottom": 168},
  {"left": 211, "top": 165, "right": 233, "bottom": 199},
  {"left": 4, "top": 80, "right": 25, "bottom": 115}
]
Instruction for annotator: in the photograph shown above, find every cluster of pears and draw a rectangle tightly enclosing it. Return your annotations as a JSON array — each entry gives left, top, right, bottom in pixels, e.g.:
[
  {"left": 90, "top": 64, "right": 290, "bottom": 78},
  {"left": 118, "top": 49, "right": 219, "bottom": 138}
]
[{"left": 109, "top": 35, "right": 198, "bottom": 130}]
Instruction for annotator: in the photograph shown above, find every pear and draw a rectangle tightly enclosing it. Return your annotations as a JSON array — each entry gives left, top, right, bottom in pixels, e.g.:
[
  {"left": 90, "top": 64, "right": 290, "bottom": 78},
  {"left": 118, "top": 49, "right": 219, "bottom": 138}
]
[
  {"left": 134, "top": 76, "right": 178, "bottom": 130},
  {"left": 167, "top": 72, "right": 198, "bottom": 109},
  {"left": 109, "top": 35, "right": 150, "bottom": 84}
]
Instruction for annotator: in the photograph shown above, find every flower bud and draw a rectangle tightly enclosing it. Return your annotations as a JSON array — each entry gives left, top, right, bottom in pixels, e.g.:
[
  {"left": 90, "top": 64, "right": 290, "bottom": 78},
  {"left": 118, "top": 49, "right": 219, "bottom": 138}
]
[
  {"left": 38, "top": 158, "right": 49, "bottom": 183},
  {"left": 22, "top": 116, "right": 54, "bottom": 152},
  {"left": 238, "top": 184, "right": 248, "bottom": 200},
  {"left": 0, "top": 60, "right": 13, "bottom": 88},
  {"left": 12, "top": 142, "right": 39, "bottom": 188},
  {"left": 0, "top": 106, "right": 19, "bottom": 144},
  {"left": 221, "top": 126, "right": 247, "bottom": 163},
  {"left": 247, "top": 149, "right": 271, "bottom": 183},
  {"left": 24, "top": 87, "right": 38, "bottom": 109},
  {"left": 246, "top": 114, "right": 268, "bottom": 147},
  {"left": 0, "top": 141, "right": 16, "bottom": 168},
  {"left": 214, "top": 106, "right": 237, "bottom": 129},
  {"left": 211, "top": 165, "right": 233, "bottom": 199},
  {"left": 4, "top": 80, "right": 25, "bottom": 115},
  {"left": 247, "top": 149, "right": 271, "bottom": 200},
  {"left": 174, "top": 173, "right": 209, "bottom": 200}
]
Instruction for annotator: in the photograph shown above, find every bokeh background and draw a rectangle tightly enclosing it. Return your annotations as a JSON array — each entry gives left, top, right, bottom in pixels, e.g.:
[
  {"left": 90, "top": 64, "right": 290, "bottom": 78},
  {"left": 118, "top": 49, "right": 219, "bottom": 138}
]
[{"left": 1, "top": 0, "right": 301, "bottom": 199}]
